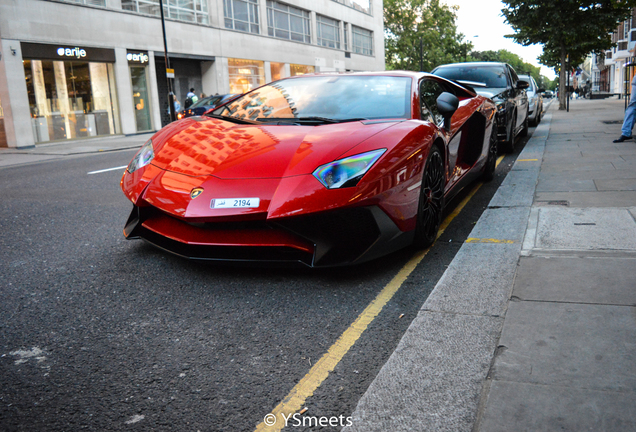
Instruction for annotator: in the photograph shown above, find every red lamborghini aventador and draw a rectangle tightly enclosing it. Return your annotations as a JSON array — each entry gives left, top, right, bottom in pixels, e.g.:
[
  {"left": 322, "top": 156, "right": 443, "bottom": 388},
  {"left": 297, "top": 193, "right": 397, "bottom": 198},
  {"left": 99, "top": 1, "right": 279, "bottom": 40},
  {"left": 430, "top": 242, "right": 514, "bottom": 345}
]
[{"left": 121, "top": 71, "right": 497, "bottom": 267}]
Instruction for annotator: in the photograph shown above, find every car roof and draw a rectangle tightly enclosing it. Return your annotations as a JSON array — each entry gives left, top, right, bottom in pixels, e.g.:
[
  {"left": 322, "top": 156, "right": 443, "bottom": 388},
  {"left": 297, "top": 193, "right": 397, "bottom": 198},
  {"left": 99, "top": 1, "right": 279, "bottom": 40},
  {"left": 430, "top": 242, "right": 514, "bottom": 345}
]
[
  {"left": 434, "top": 62, "right": 507, "bottom": 69},
  {"left": 284, "top": 70, "right": 434, "bottom": 80}
]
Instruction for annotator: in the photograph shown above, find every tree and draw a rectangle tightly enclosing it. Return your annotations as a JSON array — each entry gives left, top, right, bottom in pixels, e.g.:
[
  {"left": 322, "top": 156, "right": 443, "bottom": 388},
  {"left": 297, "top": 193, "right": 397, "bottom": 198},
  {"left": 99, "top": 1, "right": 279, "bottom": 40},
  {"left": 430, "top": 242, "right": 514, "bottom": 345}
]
[
  {"left": 502, "top": 0, "right": 636, "bottom": 110},
  {"left": 384, "top": 0, "right": 468, "bottom": 71}
]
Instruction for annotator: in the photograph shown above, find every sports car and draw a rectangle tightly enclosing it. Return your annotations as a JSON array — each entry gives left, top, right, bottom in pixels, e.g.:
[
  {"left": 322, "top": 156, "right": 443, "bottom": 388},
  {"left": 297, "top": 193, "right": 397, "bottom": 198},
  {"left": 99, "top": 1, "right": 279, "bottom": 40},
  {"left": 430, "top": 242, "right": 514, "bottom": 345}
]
[{"left": 121, "top": 71, "right": 497, "bottom": 267}]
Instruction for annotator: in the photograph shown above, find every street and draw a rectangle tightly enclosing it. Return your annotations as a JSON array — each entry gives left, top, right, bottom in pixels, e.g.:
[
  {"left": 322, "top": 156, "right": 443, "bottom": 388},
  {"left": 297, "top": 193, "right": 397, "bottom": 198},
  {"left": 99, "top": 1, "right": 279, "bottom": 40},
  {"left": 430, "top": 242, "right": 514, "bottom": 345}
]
[{"left": 0, "top": 129, "right": 532, "bottom": 431}]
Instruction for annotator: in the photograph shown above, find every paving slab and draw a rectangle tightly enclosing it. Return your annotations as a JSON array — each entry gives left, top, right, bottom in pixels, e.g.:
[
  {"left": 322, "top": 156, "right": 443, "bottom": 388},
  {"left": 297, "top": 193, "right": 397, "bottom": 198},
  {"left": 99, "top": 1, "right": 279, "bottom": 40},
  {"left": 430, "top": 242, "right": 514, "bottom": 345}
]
[
  {"left": 594, "top": 178, "right": 636, "bottom": 191},
  {"left": 488, "top": 169, "right": 539, "bottom": 207},
  {"left": 491, "top": 301, "right": 636, "bottom": 392},
  {"left": 535, "top": 191, "right": 636, "bottom": 208},
  {"left": 513, "top": 256, "right": 636, "bottom": 305},
  {"left": 534, "top": 207, "right": 636, "bottom": 250},
  {"left": 479, "top": 381, "right": 636, "bottom": 432}
]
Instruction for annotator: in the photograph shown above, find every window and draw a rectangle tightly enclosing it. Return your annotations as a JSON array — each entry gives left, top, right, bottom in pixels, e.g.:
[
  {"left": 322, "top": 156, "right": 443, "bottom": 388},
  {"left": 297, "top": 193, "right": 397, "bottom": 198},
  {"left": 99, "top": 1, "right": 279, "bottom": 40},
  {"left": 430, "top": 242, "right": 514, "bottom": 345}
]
[
  {"left": 290, "top": 64, "right": 315, "bottom": 76},
  {"left": 331, "top": 0, "right": 371, "bottom": 15},
  {"left": 352, "top": 26, "right": 373, "bottom": 56},
  {"left": 228, "top": 58, "right": 265, "bottom": 94},
  {"left": 122, "top": 0, "right": 209, "bottom": 24},
  {"left": 317, "top": 15, "right": 340, "bottom": 49},
  {"left": 266, "top": 1, "right": 311, "bottom": 43},
  {"left": 224, "top": 0, "right": 260, "bottom": 33},
  {"left": 64, "top": 0, "right": 106, "bottom": 5},
  {"left": 344, "top": 23, "right": 349, "bottom": 51},
  {"left": 420, "top": 80, "right": 445, "bottom": 125}
]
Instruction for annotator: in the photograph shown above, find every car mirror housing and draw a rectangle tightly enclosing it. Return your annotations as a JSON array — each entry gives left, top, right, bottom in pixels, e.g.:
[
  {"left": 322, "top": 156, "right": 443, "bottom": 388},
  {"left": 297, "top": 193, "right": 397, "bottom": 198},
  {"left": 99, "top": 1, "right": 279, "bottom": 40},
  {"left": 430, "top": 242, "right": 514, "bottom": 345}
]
[
  {"left": 436, "top": 92, "right": 459, "bottom": 131},
  {"left": 516, "top": 80, "right": 530, "bottom": 90}
]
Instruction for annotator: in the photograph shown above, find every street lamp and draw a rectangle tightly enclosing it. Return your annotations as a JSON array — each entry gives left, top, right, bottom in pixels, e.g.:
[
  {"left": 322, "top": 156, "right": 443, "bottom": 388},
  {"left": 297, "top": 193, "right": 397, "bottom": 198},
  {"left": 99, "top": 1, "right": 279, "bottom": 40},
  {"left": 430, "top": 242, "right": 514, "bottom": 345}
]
[{"left": 159, "top": 0, "right": 177, "bottom": 123}]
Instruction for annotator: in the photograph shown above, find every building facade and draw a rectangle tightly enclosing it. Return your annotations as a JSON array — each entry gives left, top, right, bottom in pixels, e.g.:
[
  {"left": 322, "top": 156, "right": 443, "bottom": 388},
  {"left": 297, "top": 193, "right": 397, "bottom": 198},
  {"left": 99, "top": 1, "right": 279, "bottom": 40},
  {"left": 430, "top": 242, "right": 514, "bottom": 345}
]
[
  {"left": 0, "top": 0, "right": 385, "bottom": 148},
  {"left": 592, "top": 8, "right": 636, "bottom": 97}
]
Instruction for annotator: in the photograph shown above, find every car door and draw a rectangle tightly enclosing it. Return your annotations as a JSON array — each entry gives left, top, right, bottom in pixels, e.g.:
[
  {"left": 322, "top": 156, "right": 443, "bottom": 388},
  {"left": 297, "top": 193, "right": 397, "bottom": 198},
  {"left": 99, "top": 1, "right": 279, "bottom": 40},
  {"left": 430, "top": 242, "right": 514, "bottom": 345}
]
[{"left": 507, "top": 65, "right": 528, "bottom": 130}]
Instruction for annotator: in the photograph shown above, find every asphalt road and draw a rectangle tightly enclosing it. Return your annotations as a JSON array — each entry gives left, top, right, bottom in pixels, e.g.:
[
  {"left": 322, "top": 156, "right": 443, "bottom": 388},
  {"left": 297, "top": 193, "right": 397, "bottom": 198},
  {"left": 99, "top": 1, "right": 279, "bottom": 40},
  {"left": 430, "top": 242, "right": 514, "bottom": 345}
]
[{"left": 0, "top": 127, "right": 532, "bottom": 432}]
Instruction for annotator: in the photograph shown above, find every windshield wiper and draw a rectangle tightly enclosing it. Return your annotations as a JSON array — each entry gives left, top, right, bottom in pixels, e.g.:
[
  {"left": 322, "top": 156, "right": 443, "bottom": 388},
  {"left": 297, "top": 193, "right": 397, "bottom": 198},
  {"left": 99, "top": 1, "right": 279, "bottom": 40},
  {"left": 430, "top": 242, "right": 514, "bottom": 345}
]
[
  {"left": 256, "top": 116, "right": 367, "bottom": 125},
  {"left": 204, "top": 113, "right": 259, "bottom": 125}
]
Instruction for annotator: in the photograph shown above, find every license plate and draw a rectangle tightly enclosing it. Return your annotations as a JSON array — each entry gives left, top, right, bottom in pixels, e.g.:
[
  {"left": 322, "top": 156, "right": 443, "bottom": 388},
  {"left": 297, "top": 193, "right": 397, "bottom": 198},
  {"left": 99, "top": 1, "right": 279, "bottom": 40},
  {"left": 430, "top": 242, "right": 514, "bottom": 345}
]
[{"left": 212, "top": 198, "right": 260, "bottom": 209}]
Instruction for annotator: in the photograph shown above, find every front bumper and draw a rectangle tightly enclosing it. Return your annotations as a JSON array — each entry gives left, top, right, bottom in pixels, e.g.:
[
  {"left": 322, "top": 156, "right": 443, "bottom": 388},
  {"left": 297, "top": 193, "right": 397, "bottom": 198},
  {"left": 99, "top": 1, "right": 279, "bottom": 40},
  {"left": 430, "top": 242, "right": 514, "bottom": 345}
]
[{"left": 124, "top": 204, "right": 412, "bottom": 267}]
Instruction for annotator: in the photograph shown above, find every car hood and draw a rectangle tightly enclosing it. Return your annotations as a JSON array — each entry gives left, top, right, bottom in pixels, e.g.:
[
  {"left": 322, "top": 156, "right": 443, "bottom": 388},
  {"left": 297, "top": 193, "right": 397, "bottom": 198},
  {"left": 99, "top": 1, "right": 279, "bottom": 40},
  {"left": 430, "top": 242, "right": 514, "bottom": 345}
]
[
  {"left": 474, "top": 88, "right": 506, "bottom": 100},
  {"left": 150, "top": 117, "right": 399, "bottom": 179}
]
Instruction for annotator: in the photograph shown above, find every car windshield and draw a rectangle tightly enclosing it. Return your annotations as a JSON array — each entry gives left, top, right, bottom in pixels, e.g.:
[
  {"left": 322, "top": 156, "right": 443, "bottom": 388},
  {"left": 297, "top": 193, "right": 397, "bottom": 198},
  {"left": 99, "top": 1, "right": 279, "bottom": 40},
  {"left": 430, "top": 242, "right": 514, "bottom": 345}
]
[
  {"left": 212, "top": 75, "right": 412, "bottom": 122},
  {"left": 435, "top": 66, "right": 508, "bottom": 89},
  {"left": 190, "top": 95, "right": 223, "bottom": 109}
]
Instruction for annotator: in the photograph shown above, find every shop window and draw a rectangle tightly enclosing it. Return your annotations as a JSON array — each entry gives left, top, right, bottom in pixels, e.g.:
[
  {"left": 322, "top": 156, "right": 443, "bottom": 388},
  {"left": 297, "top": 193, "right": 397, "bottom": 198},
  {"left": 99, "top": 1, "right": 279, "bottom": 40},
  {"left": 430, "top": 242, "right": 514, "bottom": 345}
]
[
  {"left": 290, "top": 64, "right": 315, "bottom": 76},
  {"left": 270, "top": 62, "right": 285, "bottom": 81},
  {"left": 122, "top": 0, "right": 209, "bottom": 24},
  {"left": 266, "top": 1, "right": 311, "bottom": 43},
  {"left": 317, "top": 15, "right": 340, "bottom": 49},
  {"left": 228, "top": 59, "right": 265, "bottom": 94},
  {"left": 352, "top": 26, "right": 373, "bottom": 56},
  {"left": 224, "top": 0, "right": 260, "bottom": 33},
  {"left": 24, "top": 60, "right": 121, "bottom": 143}
]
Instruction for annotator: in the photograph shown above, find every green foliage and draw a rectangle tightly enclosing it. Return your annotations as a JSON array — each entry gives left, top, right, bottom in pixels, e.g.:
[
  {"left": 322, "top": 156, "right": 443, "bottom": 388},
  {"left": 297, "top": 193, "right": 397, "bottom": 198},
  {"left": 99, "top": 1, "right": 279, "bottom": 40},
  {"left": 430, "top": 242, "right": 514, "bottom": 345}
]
[
  {"left": 384, "top": 0, "right": 468, "bottom": 71},
  {"left": 469, "top": 49, "right": 550, "bottom": 87},
  {"left": 502, "top": 0, "right": 636, "bottom": 109}
]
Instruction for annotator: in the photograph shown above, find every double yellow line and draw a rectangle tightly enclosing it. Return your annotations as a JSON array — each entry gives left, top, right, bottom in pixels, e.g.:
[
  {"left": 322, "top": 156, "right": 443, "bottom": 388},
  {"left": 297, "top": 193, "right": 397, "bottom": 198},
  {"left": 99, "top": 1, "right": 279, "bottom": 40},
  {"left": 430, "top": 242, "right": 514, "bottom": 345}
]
[{"left": 255, "top": 155, "right": 505, "bottom": 431}]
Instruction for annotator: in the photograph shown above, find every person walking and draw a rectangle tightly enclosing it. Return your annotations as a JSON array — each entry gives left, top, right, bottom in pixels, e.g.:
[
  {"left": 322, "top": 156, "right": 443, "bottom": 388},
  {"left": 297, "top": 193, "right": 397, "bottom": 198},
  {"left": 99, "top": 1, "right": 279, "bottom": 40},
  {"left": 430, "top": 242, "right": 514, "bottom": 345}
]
[
  {"left": 184, "top": 88, "right": 198, "bottom": 109},
  {"left": 614, "top": 74, "right": 636, "bottom": 142}
]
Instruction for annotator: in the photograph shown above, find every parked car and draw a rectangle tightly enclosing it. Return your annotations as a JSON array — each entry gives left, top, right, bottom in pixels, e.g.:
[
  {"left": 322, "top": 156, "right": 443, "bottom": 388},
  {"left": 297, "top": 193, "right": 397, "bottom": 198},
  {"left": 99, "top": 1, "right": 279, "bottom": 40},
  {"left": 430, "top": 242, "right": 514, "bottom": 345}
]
[
  {"left": 519, "top": 74, "right": 544, "bottom": 126},
  {"left": 177, "top": 93, "right": 240, "bottom": 119},
  {"left": 121, "top": 72, "right": 498, "bottom": 267},
  {"left": 543, "top": 90, "right": 554, "bottom": 99},
  {"left": 432, "top": 62, "right": 529, "bottom": 152}
]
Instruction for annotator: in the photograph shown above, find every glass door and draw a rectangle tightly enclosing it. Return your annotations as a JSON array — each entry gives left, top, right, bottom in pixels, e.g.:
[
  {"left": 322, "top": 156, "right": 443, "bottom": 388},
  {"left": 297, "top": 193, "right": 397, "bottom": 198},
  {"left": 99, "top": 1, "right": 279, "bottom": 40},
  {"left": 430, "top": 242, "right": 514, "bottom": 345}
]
[{"left": 130, "top": 66, "right": 152, "bottom": 132}]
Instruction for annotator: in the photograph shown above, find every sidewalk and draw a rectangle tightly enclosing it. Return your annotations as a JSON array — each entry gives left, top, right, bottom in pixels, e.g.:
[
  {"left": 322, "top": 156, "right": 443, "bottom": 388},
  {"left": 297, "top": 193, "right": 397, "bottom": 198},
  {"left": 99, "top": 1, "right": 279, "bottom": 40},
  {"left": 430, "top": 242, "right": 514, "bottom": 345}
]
[
  {"left": 0, "top": 132, "right": 152, "bottom": 168},
  {"left": 345, "top": 98, "right": 636, "bottom": 431}
]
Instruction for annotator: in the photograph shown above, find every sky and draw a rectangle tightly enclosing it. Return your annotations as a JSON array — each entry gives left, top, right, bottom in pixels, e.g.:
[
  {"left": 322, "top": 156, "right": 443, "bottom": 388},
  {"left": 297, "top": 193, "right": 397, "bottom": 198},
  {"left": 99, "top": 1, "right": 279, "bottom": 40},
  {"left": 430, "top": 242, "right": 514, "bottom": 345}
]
[{"left": 441, "top": 0, "right": 557, "bottom": 79}]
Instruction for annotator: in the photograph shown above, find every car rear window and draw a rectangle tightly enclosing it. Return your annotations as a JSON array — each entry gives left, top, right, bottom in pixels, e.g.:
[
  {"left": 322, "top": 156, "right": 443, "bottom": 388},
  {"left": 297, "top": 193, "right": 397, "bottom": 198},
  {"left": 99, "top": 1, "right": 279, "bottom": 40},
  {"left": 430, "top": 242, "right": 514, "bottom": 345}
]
[{"left": 434, "top": 66, "right": 507, "bottom": 89}]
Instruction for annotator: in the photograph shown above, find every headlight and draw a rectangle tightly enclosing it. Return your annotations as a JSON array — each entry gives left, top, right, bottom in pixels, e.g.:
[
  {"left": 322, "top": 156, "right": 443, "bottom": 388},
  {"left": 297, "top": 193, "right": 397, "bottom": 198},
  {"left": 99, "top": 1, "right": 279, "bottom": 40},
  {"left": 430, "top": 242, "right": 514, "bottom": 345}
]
[
  {"left": 313, "top": 149, "right": 386, "bottom": 189},
  {"left": 127, "top": 139, "right": 154, "bottom": 173}
]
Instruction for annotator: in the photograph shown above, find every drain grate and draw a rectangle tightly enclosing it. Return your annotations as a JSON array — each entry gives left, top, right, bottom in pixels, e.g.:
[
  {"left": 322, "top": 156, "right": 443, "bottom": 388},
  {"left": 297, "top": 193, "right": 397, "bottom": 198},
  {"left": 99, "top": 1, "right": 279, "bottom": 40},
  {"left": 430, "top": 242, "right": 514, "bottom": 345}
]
[
  {"left": 602, "top": 120, "right": 623, "bottom": 124},
  {"left": 545, "top": 200, "right": 569, "bottom": 206}
]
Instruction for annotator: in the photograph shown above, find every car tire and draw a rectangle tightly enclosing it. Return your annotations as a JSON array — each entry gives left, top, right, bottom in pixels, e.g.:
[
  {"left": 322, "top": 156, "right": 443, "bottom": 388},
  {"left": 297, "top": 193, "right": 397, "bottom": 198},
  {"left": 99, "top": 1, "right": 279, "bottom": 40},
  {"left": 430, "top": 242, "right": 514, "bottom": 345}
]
[
  {"left": 482, "top": 126, "right": 497, "bottom": 182},
  {"left": 413, "top": 146, "right": 445, "bottom": 249},
  {"left": 501, "top": 115, "right": 516, "bottom": 153}
]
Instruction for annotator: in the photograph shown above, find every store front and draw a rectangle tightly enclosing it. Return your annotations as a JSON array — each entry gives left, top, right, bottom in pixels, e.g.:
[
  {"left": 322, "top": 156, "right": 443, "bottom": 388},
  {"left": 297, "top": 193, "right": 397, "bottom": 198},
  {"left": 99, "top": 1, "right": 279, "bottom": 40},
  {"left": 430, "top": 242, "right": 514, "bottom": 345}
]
[
  {"left": 127, "top": 50, "right": 153, "bottom": 132},
  {"left": 228, "top": 58, "right": 265, "bottom": 94},
  {"left": 21, "top": 42, "right": 121, "bottom": 143}
]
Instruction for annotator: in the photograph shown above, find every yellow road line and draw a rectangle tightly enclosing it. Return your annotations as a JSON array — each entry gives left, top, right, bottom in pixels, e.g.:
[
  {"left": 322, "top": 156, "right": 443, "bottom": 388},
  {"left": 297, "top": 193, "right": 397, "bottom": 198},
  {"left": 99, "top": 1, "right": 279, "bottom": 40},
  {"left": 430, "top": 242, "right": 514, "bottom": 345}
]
[
  {"left": 517, "top": 158, "right": 539, "bottom": 162},
  {"left": 254, "top": 154, "right": 506, "bottom": 431},
  {"left": 465, "top": 237, "right": 514, "bottom": 244}
]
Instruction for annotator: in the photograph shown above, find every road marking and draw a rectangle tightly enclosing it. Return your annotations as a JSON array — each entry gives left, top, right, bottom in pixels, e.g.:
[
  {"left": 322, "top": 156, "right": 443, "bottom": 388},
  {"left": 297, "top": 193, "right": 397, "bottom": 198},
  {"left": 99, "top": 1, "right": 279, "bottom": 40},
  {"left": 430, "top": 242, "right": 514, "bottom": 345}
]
[
  {"left": 517, "top": 158, "right": 539, "bottom": 162},
  {"left": 254, "top": 154, "right": 506, "bottom": 432},
  {"left": 465, "top": 237, "right": 515, "bottom": 244},
  {"left": 87, "top": 165, "right": 128, "bottom": 175}
]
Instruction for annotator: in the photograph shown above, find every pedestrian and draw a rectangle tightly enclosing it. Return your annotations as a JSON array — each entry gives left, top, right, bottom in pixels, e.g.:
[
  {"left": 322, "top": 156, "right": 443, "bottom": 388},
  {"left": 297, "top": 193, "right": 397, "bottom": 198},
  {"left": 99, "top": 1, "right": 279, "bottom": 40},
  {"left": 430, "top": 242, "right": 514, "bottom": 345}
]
[
  {"left": 614, "top": 74, "right": 636, "bottom": 142},
  {"left": 184, "top": 88, "right": 198, "bottom": 109},
  {"left": 168, "top": 94, "right": 181, "bottom": 115}
]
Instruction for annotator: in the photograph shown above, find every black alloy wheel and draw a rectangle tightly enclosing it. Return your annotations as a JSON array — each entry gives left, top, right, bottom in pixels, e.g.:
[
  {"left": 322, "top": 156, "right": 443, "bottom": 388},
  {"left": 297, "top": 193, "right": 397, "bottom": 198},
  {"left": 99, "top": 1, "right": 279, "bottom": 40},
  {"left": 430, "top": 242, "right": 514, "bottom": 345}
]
[
  {"left": 414, "top": 146, "right": 445, "bottom": 249},
  {"left": 482, "top": 126, "right": 497, "bottom": 181}
]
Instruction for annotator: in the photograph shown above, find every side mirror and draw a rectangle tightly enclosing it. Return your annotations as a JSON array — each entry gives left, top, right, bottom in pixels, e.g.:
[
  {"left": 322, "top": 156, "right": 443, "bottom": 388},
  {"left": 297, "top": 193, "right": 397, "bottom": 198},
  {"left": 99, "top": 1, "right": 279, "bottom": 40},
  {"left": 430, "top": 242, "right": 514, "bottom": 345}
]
[
  {"left": 436, "top": 92, "right": 459, "bottom": 131},
  {"left": 516, "top": 80, "right": 530, "bottom": 90}
]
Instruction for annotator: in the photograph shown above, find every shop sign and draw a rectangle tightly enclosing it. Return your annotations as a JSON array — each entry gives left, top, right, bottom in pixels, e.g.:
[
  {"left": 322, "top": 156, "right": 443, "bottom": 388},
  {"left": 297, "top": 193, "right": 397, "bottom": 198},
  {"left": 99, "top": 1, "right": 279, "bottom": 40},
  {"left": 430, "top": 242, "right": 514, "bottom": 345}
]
[
  {"left": 20, "top": 42, "right": 116, "bottom": 63},
  {"left": 127, "top": 50, "right": 150, "bottom": 65}
]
